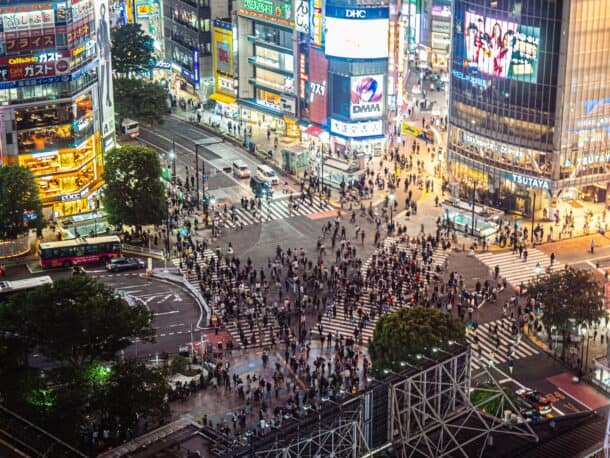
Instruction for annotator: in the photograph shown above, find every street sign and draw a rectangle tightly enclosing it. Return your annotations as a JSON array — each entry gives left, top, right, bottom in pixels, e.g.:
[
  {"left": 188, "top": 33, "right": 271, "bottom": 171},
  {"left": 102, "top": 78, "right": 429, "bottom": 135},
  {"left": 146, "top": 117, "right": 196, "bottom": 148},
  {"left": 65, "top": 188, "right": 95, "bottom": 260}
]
[
  {"left": 210, "top": 168, "right": 216, "bottom": 177},
  {"left": 203, "top": 175, "right": 208, "bottom": 182}
]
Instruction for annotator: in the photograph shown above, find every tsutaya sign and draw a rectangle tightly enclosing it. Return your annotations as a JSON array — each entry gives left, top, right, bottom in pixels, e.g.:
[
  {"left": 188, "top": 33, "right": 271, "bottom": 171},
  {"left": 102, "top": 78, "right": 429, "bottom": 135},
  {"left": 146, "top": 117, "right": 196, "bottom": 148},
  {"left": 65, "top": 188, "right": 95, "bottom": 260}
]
[{"left": 504, "top": 173, "right": 550, "bottom": 190}]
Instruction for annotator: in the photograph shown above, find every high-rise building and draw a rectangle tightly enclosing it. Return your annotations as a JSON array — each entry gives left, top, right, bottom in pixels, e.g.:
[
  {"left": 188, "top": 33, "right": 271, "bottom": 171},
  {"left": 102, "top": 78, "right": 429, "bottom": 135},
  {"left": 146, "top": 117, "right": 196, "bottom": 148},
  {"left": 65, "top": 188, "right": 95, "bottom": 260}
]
[
  {"left": 163, "top": 0, "right": 229, "bottom": 99},
  {"left": 0, "top": 0, "right": 115, "bottom": 217},
  {"left": 447, "top": 0, "right": 610, "bottom": 216}
]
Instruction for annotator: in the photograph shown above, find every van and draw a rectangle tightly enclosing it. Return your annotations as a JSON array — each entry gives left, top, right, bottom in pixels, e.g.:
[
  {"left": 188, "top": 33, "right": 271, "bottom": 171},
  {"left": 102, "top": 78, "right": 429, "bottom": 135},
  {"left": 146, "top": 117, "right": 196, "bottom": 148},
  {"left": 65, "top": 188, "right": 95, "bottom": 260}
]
[
  {"left": 256, "top": 164, "right": 279, "bottom": 185},
  {"left": 232, "top": 160, "right": 251, "bottom": 178},
  {"left": 121, "top": 118, "right": 139, "bottom": 137},
  {"left": 250, "top": 175, "right": 274, "bottom": 198}
]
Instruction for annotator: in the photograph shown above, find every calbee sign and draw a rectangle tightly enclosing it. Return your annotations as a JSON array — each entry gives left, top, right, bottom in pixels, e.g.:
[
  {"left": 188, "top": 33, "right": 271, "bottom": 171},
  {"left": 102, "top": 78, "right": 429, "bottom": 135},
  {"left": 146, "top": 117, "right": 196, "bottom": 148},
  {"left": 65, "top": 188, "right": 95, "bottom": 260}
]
[{"left": 350, "top": 75, "right": 384, "bottom": 120}]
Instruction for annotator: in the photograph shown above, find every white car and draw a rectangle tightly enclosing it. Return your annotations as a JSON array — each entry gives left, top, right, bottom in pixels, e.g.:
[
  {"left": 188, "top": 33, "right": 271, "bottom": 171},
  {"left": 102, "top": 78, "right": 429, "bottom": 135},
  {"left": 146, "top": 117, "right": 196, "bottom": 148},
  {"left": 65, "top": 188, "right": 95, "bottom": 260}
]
[{"left": 256, "top": 164, "right": 279, "bottom": 185}]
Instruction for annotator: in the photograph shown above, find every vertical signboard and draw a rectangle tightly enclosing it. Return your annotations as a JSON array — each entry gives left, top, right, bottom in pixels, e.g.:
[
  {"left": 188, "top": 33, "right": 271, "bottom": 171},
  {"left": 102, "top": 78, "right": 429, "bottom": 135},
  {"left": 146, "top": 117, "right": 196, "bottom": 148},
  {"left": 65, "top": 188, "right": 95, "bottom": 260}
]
[
  {"left": 308, "top": 47, "right": 328, "bottom": 125},
  {"left": 212, "top": 21, "right": 235, "bottom": 96},
  {"left": 312, "top": 0, "right": 323, "bottom": 46},
  {"left": 95, "top": 0, "right": 115, "bottom": 146},
  {"left": 295, "top": 0, "right": 310, "bottom": 34}
]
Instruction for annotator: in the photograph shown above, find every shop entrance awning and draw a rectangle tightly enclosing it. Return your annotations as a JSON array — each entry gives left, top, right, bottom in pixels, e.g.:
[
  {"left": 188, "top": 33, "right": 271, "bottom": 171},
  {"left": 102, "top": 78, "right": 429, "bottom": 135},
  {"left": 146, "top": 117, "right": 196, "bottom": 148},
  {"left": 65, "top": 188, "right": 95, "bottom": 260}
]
[
  {"left": 305, "top": 125, "right": 324, "bottom": 136},
  {"left": 209, "top": 93, "right": 236, "bottom": 105}
]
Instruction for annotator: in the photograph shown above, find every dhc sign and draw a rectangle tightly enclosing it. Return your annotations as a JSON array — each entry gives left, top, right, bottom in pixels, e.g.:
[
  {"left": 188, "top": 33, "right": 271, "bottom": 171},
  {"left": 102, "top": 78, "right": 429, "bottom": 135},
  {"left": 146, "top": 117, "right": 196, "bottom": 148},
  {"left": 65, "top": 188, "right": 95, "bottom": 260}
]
[{"left": 345, "top": 9, "right": 366, "bottom": 18}]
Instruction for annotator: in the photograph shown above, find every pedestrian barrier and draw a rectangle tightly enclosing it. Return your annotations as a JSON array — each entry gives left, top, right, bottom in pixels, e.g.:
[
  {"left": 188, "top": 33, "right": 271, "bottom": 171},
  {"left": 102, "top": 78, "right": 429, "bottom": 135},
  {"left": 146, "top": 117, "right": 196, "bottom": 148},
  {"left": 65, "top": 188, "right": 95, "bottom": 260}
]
[
  {"left": 123, "top": 243, "right": 165, "bottom": 260},
  {"left": 152, "top": 268, "right": 209, "bottom": 328}
]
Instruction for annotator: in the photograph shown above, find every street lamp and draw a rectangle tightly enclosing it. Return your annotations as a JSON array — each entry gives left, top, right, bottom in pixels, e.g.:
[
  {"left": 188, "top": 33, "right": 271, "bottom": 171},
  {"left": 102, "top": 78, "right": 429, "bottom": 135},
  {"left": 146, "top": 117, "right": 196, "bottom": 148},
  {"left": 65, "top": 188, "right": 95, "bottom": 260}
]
[
  {"left": 389, "top": 192, "right": 395, "bottom": 228},
  {"left": 169, "top": 151, "right": 176, "bottom": 183},
  {"left": 194, "top": 139, "right": 208, "bottom": 210}
]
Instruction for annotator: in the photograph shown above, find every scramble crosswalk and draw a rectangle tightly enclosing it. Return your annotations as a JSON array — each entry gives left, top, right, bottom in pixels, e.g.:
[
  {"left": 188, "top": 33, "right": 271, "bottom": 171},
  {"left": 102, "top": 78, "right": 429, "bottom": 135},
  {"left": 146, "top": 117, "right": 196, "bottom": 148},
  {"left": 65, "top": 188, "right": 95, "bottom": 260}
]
[
  {"left": 317, "top": 236, "right": 450, "bottom": 345},
  {"left": 466, "top": 318, "right": 542, "bottom": 372},
  {"left": 476, "top": 248, "right": 563, "bottom": 289},
  {"left": 215, "top": 195, "right": 330, "bottom": 228},
  {"left": 174, "top": 249, "right": 281, "bottom": 348}
]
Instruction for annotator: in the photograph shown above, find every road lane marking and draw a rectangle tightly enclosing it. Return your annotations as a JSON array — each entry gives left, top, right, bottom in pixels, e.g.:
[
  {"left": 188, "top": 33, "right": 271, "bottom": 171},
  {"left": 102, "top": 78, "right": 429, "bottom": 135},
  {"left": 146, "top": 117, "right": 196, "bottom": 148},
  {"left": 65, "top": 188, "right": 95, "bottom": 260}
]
[{"left": 153, "top": 310, "right": 180, "bottom": 316}]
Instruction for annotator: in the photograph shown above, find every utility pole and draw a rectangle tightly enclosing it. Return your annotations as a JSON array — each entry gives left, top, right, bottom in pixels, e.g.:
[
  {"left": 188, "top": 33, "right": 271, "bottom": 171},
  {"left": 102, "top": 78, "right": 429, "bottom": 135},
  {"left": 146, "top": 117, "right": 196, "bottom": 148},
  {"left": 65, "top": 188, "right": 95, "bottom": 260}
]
[
  {"left": 530, "top": 192, "right": 536, "bottom": 243},
  {"left": 195, "top": 143, "right": 200, "bottom": 209}
]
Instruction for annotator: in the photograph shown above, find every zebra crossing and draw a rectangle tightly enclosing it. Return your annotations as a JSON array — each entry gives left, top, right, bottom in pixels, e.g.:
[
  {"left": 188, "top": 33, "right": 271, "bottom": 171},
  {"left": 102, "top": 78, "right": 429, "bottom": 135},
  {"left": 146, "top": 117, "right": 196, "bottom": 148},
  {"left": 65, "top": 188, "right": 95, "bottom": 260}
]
[
  {"left": 467, "top": 318, "right": 541, "bottom": 371},
  {"left": 317, "top": 236, "right": 451, "bottom": 345},
  {"left": 174, "top": 249, "right": 281, "bottom": 348},
  {"left": 215, "top": 195, "right": 330, "bottom": 228},
  {"left": 476, "top": 248, "right": 563, "bottom": 289}
]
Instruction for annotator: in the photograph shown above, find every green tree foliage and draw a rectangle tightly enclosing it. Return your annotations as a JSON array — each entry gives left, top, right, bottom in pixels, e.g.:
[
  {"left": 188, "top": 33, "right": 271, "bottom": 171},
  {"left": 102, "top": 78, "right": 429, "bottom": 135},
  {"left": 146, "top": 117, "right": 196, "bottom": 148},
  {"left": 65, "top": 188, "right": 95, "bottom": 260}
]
[
  {"left": 527, "top": 267, "right": 604, "bottom": 357},
  {"left": 113, "top": 77, "right": 169, "bottom": 126},
  {"left": 170, "top": 355, "right": 188, "bottom": 375},
  {"left": 111, "top": 23, "right": 155, "bottom": 76},
  {"left": 93, "top": 360, "right": 169, "bottom": 441},
  {"left": 102, "top": 145, "right": 167, "bottom": 227},
  {"left": 0, "top": 275, "right": 154, "bottom": 367},
  {"left": 0, "top": 276, "right": 166, "bottom": 451},
  {"left": 369, "top": 307, "right": 465, "bottom": 375},
  {"left": 0, "top": 165, "right": 44, "bottom": 239}
]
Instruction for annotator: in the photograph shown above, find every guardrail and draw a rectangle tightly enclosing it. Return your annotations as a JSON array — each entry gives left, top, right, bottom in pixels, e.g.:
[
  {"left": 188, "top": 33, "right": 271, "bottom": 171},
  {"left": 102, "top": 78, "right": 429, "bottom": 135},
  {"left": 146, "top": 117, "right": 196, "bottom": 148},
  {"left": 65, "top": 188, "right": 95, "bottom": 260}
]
[
  {"left": 152, "top": 268, "right": 209, "bottom": 328},
  {"left": 123, "top": 244, "right": 165, "bottom": 260}
]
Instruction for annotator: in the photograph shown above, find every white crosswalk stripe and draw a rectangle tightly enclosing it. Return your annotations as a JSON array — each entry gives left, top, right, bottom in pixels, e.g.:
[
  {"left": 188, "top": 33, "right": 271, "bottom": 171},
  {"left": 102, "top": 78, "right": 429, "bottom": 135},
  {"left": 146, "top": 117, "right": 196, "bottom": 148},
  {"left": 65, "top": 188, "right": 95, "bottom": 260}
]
[
  {"left": 476, "top": 248, "right": 563, "bottom": 288},
  {"left": 317, "top": 236, "right": 451, "bottom": 345},
  {"left": 467, "top": 318, "right": 541, "bottom": 371},
  {"left": 216, "top": 195, "right": 330, "bottom": 228}
]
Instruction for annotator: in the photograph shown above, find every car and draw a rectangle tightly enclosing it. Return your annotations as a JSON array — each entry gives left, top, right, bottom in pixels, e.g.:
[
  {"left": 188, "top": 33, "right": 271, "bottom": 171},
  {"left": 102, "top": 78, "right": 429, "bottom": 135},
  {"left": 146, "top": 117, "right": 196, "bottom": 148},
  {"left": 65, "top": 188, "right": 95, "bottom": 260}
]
[
  {"left": 232, "top": 160, "right": 251, "bottom": 178},
  {"left": 516, "top": 389, "right": 552, "bottom": 415},
  {"left": 106, "top": 257, "right": 145, "bottom": 272},
  {"left": 256, "top": 164, "right": 279, "bottom": 185}
]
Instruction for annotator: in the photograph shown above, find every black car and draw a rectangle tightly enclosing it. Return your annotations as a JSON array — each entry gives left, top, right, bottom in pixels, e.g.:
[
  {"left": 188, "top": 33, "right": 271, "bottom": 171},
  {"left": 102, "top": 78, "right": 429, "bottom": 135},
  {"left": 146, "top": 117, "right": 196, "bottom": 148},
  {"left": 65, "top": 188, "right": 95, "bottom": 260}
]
[{"left": 106, "top": 257, "right": 145, "bottom": 272}]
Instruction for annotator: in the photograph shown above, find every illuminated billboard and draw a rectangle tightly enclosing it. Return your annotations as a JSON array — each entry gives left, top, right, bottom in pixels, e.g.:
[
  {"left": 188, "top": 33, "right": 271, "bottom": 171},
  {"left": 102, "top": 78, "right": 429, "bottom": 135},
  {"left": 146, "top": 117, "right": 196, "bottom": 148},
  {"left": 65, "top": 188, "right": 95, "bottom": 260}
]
[
  {"left": 324, "top": 6, "right": 389, "bottom": 59},
  {"left": 463, "top": 11, "right": 540, "bottom": 81},
  {"left": 350, "top": 75, "right": 384, "bottom": 120},
  {"left": 212, "top": 22, "right": 235, "bottom": 96},
  {"left": 239, "top": 0, "right": 294, "bottom": 26}
]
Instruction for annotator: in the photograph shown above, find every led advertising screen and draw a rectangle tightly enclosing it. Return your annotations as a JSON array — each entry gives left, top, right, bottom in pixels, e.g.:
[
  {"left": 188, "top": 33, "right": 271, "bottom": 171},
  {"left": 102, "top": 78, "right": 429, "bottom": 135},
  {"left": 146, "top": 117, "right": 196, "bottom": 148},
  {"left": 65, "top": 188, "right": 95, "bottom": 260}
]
[
  {"left": 463, "top": 11, "right": 539, "bottom": 81},
  {"left": 325, "top": 17, "right": 389, "bottom": 59},
  {"left": 350, "top": 75, "right": 384, "bottom": 120}
]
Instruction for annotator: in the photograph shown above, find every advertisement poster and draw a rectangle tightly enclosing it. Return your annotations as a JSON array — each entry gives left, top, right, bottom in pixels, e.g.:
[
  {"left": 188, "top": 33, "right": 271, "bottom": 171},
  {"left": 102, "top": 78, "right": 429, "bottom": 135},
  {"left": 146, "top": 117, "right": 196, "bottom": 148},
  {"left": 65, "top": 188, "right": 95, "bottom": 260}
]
[
  {"left": 350, "top": 75, "right": 384, "bottom": 120},
  {"left": 240, "top": 0, "right": 294, "bottom": 27},
  {"left": 308, "top": 47, "right": 328, "bottom": 125},
  {"left": 464, "top": 11, "right": 539, "bottom": 81},
  {"left": 212, "top": 22, "right": 234, "bottom": 96},
  {"left": 95, "top": 0, "right": 115, "bottom": 144},
  {"left": 0, "top": 53, "right": 71, "bottom": 82}
]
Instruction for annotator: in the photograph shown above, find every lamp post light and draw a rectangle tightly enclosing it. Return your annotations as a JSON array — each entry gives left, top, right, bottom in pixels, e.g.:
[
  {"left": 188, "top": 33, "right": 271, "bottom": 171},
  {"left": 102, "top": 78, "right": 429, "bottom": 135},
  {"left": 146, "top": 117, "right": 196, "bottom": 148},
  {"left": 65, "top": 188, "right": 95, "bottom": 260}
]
[
  {"left": 389, "top": 192, "right": 395, "bottom": 228},
  {"left": 169, "top": 151, "right": 176, "bottom": 183},
  {"left": 194, "top": 139, "right": 207, "bottom": 210}
]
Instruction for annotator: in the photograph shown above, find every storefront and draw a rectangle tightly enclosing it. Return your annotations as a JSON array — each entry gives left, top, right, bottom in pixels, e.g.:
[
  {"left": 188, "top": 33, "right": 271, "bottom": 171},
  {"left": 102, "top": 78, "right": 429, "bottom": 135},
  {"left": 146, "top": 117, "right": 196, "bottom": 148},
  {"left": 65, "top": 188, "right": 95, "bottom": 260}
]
[{"left": 329, "top": 118, "right": 386, "bottom": 160}]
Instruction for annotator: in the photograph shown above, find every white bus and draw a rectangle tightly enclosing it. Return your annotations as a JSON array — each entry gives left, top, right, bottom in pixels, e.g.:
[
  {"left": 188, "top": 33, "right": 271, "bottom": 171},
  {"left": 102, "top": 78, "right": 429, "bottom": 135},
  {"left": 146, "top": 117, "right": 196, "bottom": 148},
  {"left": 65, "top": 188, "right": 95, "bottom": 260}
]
[{"left": 0, "top": 275, "right": 53, "bottom": 301}]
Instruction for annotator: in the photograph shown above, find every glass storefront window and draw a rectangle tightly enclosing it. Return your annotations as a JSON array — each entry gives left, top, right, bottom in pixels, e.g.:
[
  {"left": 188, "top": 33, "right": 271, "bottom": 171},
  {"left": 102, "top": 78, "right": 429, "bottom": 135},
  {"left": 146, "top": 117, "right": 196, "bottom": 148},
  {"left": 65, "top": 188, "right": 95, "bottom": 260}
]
[
  {"left": 253, "top": 22, "right": 292, "bottom": 49},
  {"left": 256, "top": 89, "right": 282, "bottom": 111},
  {"left": 37, "top": 159, "right": 96, "bottom": 201}
]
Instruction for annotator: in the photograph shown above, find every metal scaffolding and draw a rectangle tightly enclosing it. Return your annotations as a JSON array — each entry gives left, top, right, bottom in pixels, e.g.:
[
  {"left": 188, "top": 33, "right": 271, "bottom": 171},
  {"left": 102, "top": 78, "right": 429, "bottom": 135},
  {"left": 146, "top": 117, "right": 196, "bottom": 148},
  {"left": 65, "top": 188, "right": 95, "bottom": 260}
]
[
  {"left": 224, "top": 346, "right": 538, "bottom": 458},
  {"left": 388, "top": 349, "right": 538, "bottom": 458}
]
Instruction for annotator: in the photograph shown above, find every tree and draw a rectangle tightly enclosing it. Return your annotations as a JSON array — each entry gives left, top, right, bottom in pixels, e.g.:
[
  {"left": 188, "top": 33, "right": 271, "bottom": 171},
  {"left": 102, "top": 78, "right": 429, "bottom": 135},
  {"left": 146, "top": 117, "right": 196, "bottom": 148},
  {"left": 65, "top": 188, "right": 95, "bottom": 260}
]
[
  {"left": 527, "top": 267, "right": 604, "bottom": 359},
  {"left": 111, "top": 23, "right": 155, "bottom": 76},
  {"left": 102, "top": 145, "right": 167, "bottom": 227},
  {"left": 0, "top": 275, "right": 154, "bottom": 367},
  {"left": 0, "top": 165, "right": 44, "bottom": 240},
  {"left": 369, "top": 307, "right": 465, "bottom": 375},
  {"left": 92, "top": 360, "right": 169, "bottom": 444},
  {"left": 113, "top": 77, "right": 169, "bottom": 125}
]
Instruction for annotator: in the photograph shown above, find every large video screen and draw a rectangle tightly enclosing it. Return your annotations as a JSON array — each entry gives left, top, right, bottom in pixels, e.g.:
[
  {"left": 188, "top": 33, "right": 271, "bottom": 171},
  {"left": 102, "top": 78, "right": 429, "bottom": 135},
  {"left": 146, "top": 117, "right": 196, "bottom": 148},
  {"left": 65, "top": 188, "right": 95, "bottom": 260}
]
[
  {"left": 325, "top": 17, "right": 389, "bottom": 59},
  {"left": 464, "top": 11, "right": 540, "bottom": 81}
]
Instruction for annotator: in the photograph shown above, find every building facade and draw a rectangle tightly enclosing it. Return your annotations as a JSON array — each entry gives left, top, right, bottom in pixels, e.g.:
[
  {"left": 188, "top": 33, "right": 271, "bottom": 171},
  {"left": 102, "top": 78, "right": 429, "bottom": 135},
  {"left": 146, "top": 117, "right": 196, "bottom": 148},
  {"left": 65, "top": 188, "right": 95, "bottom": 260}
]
[
  {"left": 163, "top": 0, "right": 229, "bottom": 98},
  {"left": 447, "top": 0, "right": 610, "bottom": 216},
  {"left": 235, "top": 0, "right": 299, "bottom": 136},
  {"left": 0, "top": 0, "right": 115, "bottom": 218}
]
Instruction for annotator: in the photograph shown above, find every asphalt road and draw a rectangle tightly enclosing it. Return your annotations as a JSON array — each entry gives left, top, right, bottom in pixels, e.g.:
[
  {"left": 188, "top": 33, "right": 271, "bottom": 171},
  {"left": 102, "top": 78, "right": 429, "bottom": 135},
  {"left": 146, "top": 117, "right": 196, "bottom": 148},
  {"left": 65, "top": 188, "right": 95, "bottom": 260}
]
[{"left": 87, "top": 267, "right": 203, "bottom": 359}]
